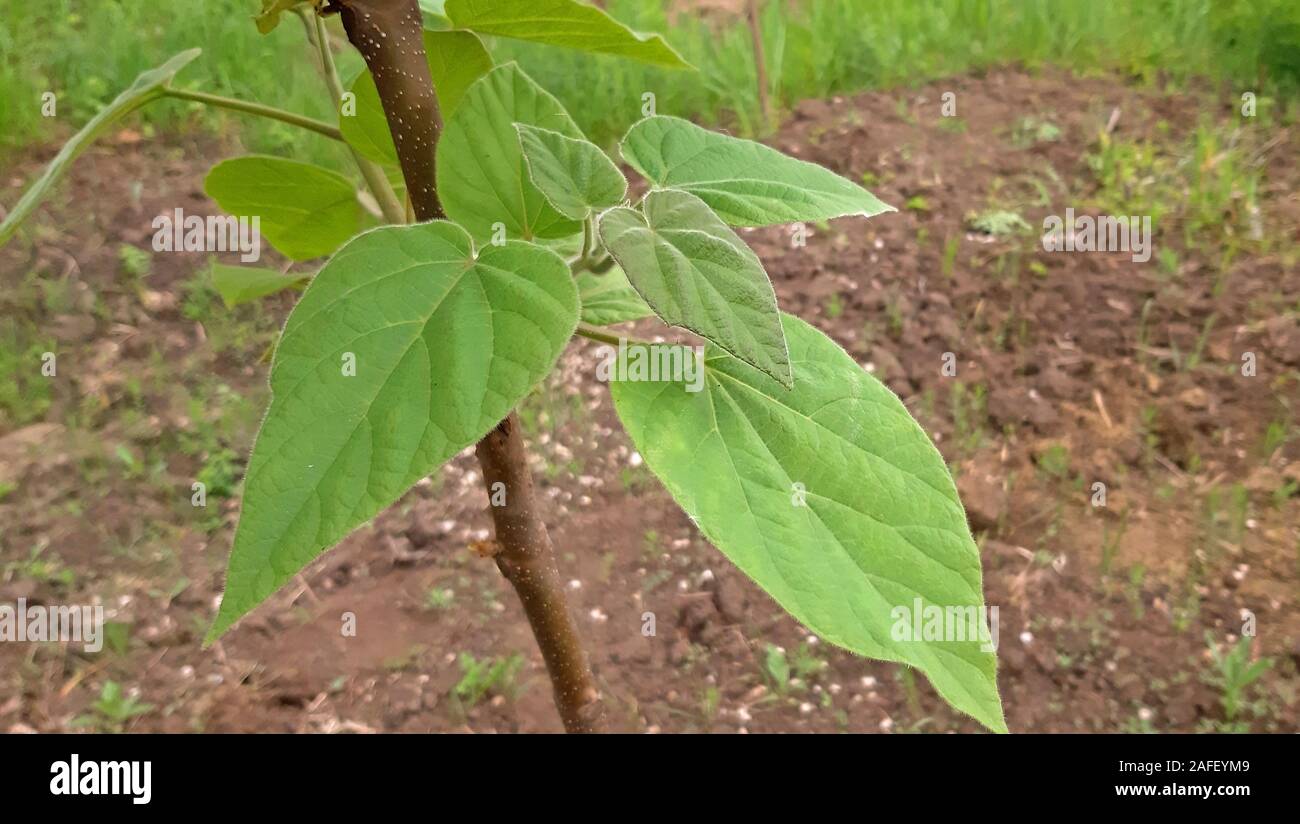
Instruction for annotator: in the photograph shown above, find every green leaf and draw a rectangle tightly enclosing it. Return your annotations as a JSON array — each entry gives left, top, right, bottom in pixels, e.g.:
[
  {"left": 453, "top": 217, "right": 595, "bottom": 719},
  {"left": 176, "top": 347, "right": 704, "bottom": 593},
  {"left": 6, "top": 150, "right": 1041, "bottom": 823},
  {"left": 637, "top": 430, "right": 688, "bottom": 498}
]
[
  {"left": 338, "top": 72, "right": 397, "bottom": 166},
  {"left": 208, "top": 222, "right": 579, "bottom": 641},
  {"left": 418, "top": 0, "right": 448, "bottom": 18},
  {"left": 611, "top": 314, "right": 1004, "bottom": 732},
  {"left": 438, "top": 63, "right": 584, "bottom": 243},
  {"left": 516, "top": 124, "right": 627, "bottom": 220},
  {"left": 340, "top": 30, "right": 492, "bottom": 166},
  {"left": 426, "top": 30, "right": 494, "bottom": 118},
  {"left": 621, "top": 115, "right": 894, "bottom": 227},
  {"left": 599, "top": 189, "right": 790, "bottom": 387},
  {"left": 254, "top": 0, "right": 300, "bottom": 34},
  {"left": 204, "top": 156, "right": 368, "bottom": 261},
  {"left": 577, "top": 265, "right": 651, "bottom": 326},
  {"left": 445, "top": 0, "right": 690, "bottom": 68},
  {"left": 0, "top": 49, "right": 202, "bottom": 249},
  {"left": 210, "top": 263, "right": 305, "bottom": 309}
]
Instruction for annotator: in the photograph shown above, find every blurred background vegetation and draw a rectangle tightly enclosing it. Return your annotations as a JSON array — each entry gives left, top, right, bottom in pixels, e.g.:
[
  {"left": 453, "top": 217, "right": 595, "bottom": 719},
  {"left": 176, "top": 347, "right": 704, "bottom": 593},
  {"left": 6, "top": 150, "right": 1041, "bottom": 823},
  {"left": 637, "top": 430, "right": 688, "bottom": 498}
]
[{"left": 3, "top": 0, "right": 1298, "bottom": 173}]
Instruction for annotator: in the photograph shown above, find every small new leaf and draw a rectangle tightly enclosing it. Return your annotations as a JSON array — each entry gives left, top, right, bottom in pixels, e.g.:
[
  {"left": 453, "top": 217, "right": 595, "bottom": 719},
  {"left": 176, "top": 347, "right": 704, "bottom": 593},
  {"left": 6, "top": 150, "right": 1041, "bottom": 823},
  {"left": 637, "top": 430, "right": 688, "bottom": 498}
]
[
  {"left": 254, "top": 0, "right": 303, "bottom": 34},
  {"left": 516, "top": 124, "right": 627, "bottom": 220},
  {"left": 599, "top": 189, "right": 791, "bottom": 386}
]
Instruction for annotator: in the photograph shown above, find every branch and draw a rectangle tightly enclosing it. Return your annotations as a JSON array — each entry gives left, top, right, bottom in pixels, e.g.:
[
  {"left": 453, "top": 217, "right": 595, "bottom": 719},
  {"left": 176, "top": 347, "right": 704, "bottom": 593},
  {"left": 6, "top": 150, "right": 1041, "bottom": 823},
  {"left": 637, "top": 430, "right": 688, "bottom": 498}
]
[{"left": 574, "top": 322, "right": 658, "bottom": 348}]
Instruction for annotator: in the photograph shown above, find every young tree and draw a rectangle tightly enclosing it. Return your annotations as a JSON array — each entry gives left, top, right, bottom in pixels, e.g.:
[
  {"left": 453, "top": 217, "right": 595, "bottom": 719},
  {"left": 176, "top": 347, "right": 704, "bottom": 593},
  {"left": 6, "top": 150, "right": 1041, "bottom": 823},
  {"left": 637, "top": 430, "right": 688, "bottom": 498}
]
[{"left": 0, "top": 0, "right": 1004, "bottom": 733}]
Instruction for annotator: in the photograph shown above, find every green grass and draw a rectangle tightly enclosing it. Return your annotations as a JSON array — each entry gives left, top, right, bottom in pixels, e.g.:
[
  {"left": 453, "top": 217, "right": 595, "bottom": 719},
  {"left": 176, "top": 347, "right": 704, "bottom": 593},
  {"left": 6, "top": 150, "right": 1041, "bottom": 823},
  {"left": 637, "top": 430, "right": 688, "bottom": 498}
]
[
  {"left": 0, "top": 0, "right": 360, "bottom": 170},
  {"left": 2, "top": 0, "right": 1298, "bottom": 172}
]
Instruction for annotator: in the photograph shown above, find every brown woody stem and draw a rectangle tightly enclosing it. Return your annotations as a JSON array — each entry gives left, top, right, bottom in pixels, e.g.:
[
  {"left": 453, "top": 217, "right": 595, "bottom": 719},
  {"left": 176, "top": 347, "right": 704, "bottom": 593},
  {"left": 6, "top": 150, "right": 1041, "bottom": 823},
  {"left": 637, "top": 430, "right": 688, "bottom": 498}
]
[
  {"left": 327, "top": 0, "right": 606, "bottom": 732},
  {"left": 330, "top": 0, "right": 441, "bottom": 221},
  {"left": 475, "top": 417, "right": 605, "bottom": 732}
]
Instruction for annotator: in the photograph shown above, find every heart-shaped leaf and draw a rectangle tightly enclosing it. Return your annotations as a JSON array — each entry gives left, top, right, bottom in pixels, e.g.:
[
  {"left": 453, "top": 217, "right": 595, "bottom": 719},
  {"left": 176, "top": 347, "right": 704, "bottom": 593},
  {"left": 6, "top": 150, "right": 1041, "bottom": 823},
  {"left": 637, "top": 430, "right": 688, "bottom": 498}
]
[
  {"left": 208, "top": 221, "right": 579, "bottom": 640},
  {"left": 621, "top": 115, "right": 894, "bottom": 227},
  {"left": 610, "top": 313, "right": 1005, "bottom": 732},
  {"left": 599, "top": 189, "right": 790, "bottom": 386}
]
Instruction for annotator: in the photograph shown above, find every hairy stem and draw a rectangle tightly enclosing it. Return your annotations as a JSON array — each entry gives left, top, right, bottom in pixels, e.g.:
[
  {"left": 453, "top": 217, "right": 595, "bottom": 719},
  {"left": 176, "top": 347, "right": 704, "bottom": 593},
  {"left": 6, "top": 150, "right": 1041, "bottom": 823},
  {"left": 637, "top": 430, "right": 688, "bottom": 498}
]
[
  {"left": 327, "top": 0, "right": 606, "bottom": 732},
  {"left": 160, "top": 88, "right": 344, "bottom": 141}
]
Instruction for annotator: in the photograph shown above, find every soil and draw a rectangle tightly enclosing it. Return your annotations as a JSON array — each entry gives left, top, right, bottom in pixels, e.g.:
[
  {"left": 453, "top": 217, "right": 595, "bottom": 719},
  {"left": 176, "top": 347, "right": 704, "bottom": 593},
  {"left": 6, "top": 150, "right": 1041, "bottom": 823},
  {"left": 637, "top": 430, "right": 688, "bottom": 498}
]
[{"left": 1, "top": 66, "right": 1297, "bottom": 733}]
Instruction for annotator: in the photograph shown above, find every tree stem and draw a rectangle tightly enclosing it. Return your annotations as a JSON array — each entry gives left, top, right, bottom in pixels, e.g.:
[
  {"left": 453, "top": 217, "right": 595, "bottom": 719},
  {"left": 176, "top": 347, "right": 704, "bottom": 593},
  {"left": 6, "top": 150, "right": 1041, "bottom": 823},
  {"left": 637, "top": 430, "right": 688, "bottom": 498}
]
[
  {"left": 475, "top": 415, "right": 605, "bottom": 732},
  {"left": 328, "top": 0, "right": 606, "bottom": 732}
]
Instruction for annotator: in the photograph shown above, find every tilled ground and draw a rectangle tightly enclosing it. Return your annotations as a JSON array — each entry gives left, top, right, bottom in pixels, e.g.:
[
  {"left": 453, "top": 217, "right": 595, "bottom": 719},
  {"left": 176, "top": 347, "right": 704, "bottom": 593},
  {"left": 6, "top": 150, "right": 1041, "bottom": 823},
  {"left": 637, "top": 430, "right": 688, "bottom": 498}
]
[{"left": 1, "top": 66, "right": 1297, "bottom": 733}]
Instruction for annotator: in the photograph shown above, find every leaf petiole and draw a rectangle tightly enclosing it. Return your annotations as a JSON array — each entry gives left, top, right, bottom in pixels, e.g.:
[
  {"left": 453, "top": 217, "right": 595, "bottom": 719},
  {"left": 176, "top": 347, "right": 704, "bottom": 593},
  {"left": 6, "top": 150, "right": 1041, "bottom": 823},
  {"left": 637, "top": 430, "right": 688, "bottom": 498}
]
[{"left": 160, "top": 87, "right": 344, "bottom": 142}]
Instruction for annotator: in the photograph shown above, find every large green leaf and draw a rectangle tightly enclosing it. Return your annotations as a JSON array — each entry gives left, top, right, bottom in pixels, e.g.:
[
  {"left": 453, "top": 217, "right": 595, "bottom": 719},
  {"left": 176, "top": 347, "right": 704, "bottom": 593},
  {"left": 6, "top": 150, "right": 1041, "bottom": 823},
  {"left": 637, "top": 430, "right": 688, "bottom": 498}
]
[
  {"left": 445, "top": 0, "right": 690, "bottom": 68},
  {"left": 208, "top": 222, "right": 579, "bottom": 640},
  {"left": 0, "top": 49, "right": 201, "bottom": 249},
  {"left": 437, "top": 63, "right": 584, "bottom": 243},
  {"left": 578, "top": 265, "right": 651, "bottom": 326},
  {"left": 210, "top": 262, "right": 305, "bottom": 309},
  {"left": 599, "top": 189, "right": 790, "bottom": 387},
  {"left": 621, "top": 115, "right": 894, "bottom": 227},
  {"left": 204, "top": 156, "right": 367, "bottom": 261},
  {"left": 340, "top": 30, "right": 492, "bottom": 167},
  {"left": 610, "top": 314, "right": 1004, "bottom": 732},
  {"left": 516, "top": 124, "right": 627, "bottom": 220}
]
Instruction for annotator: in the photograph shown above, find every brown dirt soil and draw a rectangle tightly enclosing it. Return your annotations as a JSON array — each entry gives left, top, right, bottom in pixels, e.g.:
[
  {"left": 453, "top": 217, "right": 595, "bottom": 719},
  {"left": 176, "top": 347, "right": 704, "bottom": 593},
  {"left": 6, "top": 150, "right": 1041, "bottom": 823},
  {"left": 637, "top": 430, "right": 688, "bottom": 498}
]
[{"left": 1, "top": 67, "right": 1297, "bottom": 733}]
